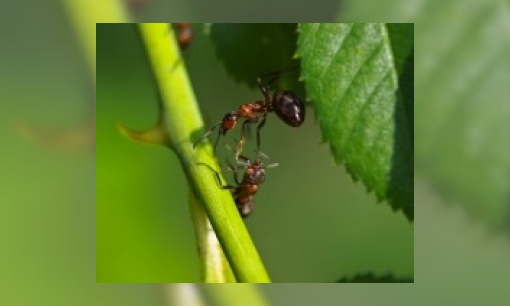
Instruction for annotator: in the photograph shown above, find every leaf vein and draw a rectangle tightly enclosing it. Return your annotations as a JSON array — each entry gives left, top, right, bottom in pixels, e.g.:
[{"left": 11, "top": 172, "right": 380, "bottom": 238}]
[
  {"left": 332, "top": 36, "right": 386, "bottom": 150},
  {"left": 320, "top": 24, "right": 354, "bottom": 79}
]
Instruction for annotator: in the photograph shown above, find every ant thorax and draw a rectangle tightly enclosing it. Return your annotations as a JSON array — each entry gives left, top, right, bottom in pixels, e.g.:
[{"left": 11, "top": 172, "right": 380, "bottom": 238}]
[{"left": 236, "top": 103, "right": 265, "bottom": 121}]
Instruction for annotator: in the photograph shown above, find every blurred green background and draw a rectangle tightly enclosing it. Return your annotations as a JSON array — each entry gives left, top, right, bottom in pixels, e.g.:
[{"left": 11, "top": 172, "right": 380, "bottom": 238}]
[
  {"left": 96, "top": 24, "right": 413, "bottom": 282},
  {"left": 2, "top": 0, "right": 510, "bottom": 304}
]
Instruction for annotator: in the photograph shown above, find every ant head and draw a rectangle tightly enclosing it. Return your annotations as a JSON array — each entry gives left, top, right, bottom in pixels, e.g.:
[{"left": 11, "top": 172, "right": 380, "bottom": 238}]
[
  {"left": 238, "top": 151, "right": 278, "bottom": 185},
  {"left": 244, "top": 161, "right": 266, "bottom": 184},
  {"left": 221, "top": 111, "right": 239, "bottom": 134},
  {"left": 272, "top": 90, "right": 305, "bottom": 127},
  {"left": 223, "top": 111, "right": 239, "bottom": 123}
]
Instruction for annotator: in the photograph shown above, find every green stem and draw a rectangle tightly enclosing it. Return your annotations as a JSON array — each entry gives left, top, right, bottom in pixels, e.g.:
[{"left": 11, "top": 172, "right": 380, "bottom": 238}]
[
  {"left": 189, "top": 190, "right": 236, "bottom": 282},
  {"left": 164, "top": 284, "right": 207, "bottom": 306},
  {"left": 204, "top": 285, "right": 270, "bottom": 306},
  {"left": 136, "top": 23, "right": 270, "bottom": 283},
  {"left": 61, "top": 0, "right": 130, "bottom": 80}
]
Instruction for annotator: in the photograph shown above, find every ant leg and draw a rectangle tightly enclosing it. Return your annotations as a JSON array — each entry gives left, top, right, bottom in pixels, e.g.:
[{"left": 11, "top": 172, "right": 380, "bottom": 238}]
[
  {"left": 258, "top": 66, "right": 299, "bottom": 82},
  {"left": 256, "top": 114, "right": 268, "bottom": 153},
  {"left": 223, "top": 163, "right": 241, "bottom": 188},
  {"left": 213, "top": 126, "right": 223, "bottom": 152},
  {"left": 221, "top": 185, "right": 237, "bottom": 191},
  {"left": 236, "top": 120, "right": 252, "bottom": 160},
  {"left": 224, "top": 160, "right": 242, "bottom": 185},
  {"left": 197, "top": 163, "right": 236, "bottom": 190},
  {"left": 257, "top": 77, "right": 272, "bottom": 104},
  {"left": 193, "top": 122, "right": 221, "bottom": 149},
  {"left": 256, "top": 65, "right": 298, "bottom": 99},
  {"left": 169, "top": 58, "right": 184, "bottom": 73},
  {"left": 237, "top": 155, "right": 251, "bottom": 163}
]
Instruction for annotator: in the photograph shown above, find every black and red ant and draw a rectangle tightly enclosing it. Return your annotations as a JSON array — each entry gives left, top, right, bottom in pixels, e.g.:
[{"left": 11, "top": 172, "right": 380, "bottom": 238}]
[
  {"left": 193, "top": 69, "right": 305, "bottom": 157},
  {"left": 198, "top": 152, "right": 278, "bottom": 218}
]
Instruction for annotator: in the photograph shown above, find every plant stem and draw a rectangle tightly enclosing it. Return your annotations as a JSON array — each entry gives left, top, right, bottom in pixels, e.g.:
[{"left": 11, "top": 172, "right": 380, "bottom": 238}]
[
  {"left": 189, "top": 190, "right": 236, "bottom": 282},
  {"left": 136, "top": 23, "right": 270, "bottom": 283},
  {"left": 205, "top": 284, "right": 270, "bottom": 306},
  {"left": 62, "top": 0, "right": 130, "bottom": 80}
]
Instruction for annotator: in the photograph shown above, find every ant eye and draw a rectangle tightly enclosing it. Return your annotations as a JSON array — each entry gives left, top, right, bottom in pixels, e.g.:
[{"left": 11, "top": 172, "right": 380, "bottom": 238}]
[
  {"left": 272, "top": 91, "right": 305, "bottom": 127},
  {"left": 223, "top": 112, "right": 237, "bottom": 122},
  {"left": 226, "top": 111, "right": 238, "bottom": 121}
]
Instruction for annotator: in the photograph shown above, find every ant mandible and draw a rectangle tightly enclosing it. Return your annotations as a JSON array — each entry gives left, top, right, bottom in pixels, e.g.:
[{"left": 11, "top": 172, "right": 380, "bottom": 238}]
[
  {"left": 198, "top": 152, "right": 278, "bottom": 218},
  {"left": 193, "top": 68, "right": 305, "bottom": 157}
]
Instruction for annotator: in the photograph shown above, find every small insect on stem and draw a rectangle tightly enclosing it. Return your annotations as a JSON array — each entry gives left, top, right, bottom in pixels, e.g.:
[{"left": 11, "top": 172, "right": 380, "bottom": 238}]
[
  {"left": 198, "top": 152, "right": 278, "bottom": 218},
  {"left": 168, "top": 23, "right": 193, "bottom": 72},
  {"left": 173, "top": 23, "right": 193, "bottom": 50},
  {"left": 193, "top": 67, "right": 305, "bottom": 158}
]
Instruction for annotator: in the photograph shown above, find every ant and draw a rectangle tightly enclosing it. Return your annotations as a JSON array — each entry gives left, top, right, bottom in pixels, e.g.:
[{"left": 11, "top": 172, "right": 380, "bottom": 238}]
[
  {"left": 173, "top": 23, "right": 193, "bottom": 50},
  {"left": 167, "top": 23, "right": 193, "bottom": 71},
  {"left": 198, "top": 151, "right": 278, "bottom": 218},
  {"left": 193, "top": 68, "right": 305, "bottom": 158}
]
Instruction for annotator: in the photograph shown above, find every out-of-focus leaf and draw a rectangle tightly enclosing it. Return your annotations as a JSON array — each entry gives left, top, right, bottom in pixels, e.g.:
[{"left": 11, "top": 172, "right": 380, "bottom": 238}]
[
  {"left": 338, "top": 0, "right": 422, "bottom": 22},
  {"left": 208, "top": 23, "right": 303, "bottom": 94},
  {"left": 336, "top": 272, "right": 413, "bottom": 283},
  {"left": 412, "top": 0, "right": 510, "bottom": 230},
  {"left": 297, "top": 23, "right": 414, "bottom": 220},
  {"left": 342, "top": 0, "right": 510, "bottom": 233}
]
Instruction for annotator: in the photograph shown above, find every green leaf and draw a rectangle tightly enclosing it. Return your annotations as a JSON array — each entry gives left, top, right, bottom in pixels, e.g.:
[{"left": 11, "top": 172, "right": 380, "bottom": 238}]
[
  {"left": 208, "top": 23, "right": 304, "bottom": 94},
  {"left": 336, "top": 272, "right": 413, "bottom": 283},
  {"left": 412, "top": 1, "right": 510, "bottom": 229},
  {"left": 341, "top": 0, "right": 510, "bottom": 233},
  {"left": 297, "top": 23, "right": 414, "bottom": 221}
]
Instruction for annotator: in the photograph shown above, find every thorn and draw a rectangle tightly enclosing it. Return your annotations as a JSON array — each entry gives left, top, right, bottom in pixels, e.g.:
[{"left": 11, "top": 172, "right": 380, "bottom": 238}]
[
  {"left": 117, "top": 118, "right": 170, "bottom": 147},
  {"left": 13, "top": 119, "right": 95, "bottom": 152}
]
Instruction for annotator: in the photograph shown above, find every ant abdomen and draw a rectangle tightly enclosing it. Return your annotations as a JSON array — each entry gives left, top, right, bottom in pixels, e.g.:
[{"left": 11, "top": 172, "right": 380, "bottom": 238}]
[
  {"left": 272, "top": 91, "right": 305, "bottom": 127},
  {"left": 236, "top": 197, "right": 255, "bottom": 218}
]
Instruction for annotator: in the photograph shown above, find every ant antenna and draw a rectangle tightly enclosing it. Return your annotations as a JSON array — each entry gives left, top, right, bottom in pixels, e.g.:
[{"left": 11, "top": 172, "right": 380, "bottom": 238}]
[
  {"left": 254, "top": 150, "right": 278, "bottom": 168},
  {"left": 265, "top": 162, "right": 279, "bottom": 169},
  {"left": 193, "top": 121, "right": 221, "bottom": 148},
  {"left": 257, "top": 64, "right": 299, "bottom": 87},
  {"left": 257, "top": 151, "right": 269, "bottom": 160}
]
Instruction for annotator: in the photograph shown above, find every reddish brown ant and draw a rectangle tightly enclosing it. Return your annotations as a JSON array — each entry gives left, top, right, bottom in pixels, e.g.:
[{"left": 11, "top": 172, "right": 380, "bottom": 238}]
[
  {"left": 173, "top": 23, "right": 193, "bottom": 50},
  {"left": 198, "top": 152, "right": 278, "bottom": 218},
  {"left": 193, "top": 68, "right": 305, "bottom": 157},
  {"left": 167, "top": 23, "right": 193, "bottom": 71}
]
